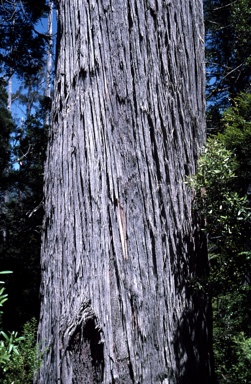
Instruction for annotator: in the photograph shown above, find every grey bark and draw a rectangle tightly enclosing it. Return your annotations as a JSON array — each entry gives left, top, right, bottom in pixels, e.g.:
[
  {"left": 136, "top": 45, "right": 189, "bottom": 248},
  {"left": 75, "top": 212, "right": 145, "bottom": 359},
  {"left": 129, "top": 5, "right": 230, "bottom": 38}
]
[{"left": 36, "top": 1, "right": 213, "bottom": 383}]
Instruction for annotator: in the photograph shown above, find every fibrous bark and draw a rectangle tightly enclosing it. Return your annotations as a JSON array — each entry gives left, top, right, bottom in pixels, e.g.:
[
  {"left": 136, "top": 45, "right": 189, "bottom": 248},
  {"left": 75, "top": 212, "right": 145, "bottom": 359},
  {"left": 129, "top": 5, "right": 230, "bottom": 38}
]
[{"left": 36, "top": 1, "right": 213, "bottom": 383}]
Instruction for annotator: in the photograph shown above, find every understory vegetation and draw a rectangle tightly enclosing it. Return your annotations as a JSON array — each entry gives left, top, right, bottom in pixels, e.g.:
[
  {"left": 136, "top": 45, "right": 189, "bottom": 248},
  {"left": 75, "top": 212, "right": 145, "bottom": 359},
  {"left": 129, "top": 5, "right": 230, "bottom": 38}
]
[
  {"left": 0, "top": 272, "right": 41, "bottom": 382},
  {"left": 190, "top": 93, "right": 251, "bottom": 383}
]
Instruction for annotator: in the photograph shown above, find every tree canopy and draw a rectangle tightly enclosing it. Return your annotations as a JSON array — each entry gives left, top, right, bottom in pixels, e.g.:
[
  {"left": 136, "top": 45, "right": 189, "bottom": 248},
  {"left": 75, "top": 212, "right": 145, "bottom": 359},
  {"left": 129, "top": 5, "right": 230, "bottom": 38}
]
[
  {"left": 0, "top": 0, "right": 49, "bottom": 78},
  {"left": 204, "top": 2, "right": 251, "bottom": 381},
  {"left": 205, "top": 0, "right": 251, "bottom": 109}
]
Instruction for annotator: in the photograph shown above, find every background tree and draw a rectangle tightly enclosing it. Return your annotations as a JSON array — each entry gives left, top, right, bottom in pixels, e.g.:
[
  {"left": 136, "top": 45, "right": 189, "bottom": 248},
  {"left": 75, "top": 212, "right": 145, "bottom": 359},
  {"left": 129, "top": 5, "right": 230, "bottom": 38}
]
[
  {"left": 0, "top": 79, "right": 13, "bottom": 195},
  {"left": 204, "top": 0, "right": 251, "bottom": 130},
  {"left": 0, "top": 80, "right": 14, "bottom": 290},
  {"left": 0, "top": 0, "right": 49, "bottom": 78},
  {"left": 0, "top": 1, "right": 51, "bottom": 331},
  {"left": 36, "top": 1, "right": 213, "bottom": 383},
  {"left": 1, "top": 109, "right": 47, "bottom": 330}
]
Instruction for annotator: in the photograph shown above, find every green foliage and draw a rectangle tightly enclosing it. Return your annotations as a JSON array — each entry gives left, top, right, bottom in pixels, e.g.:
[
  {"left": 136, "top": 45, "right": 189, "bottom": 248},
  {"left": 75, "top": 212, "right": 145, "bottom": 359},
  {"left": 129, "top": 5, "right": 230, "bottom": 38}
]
[
  {"left": 1, "top": 318, "right": 41, "bottom": 384},
  {"left": 211, "top": 93, "right": 251, "bottom": 383},
  {"left": 214, "top": 306, "right": 251, "bottom": 383},
  {"left": 220, "top": 92, "right": 251, "bottom": 193},
  {"left": 0, "top": 331, "right": 24, "bottom": 372},
  {"left": 232, "top": 333, "right": 251, "bottom": 382},
  {"left": 0, "top": 287, "right": 8, "bottom": 313},
  {"left": 190, "top": 134, "right": 251, "bottom": 383},
  {"left": 0, "top": 273, "right": 41, "bottom": 382},
  {"left": 0, "top": 271, "right": 12, "bottom": 320},
  {"left": 189, "top": 137, "right": 250, "bottom": 253},
  {"left": 0, "top": 271, "right": 24, "bottom": 375}
]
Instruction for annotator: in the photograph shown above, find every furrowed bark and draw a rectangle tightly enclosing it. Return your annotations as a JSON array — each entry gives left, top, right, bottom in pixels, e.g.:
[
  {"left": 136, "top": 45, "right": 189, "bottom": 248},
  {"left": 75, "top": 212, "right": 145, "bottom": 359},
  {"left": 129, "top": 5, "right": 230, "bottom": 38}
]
[{"left": 36, "top": 1, "right": 213, "bottom": 383}]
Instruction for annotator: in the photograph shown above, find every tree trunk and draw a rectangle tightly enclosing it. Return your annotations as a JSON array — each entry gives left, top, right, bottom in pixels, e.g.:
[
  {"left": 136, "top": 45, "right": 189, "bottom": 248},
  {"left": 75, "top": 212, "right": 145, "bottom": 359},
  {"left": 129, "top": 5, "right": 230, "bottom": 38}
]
[
  {"left": 36, "top": 1, "right": 213, "bottom": 383},
  {"left": 44, "top": 0, "right": 54, "bottom": 126}
]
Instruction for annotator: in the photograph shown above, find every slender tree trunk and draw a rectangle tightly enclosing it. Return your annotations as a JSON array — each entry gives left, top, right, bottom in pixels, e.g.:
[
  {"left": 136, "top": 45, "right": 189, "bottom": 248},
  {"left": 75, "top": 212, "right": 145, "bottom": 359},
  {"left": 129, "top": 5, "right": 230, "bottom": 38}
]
[
  {"left": 7, "top": 75, "right": 12, "bottom": 112},
  {"left": 44, "top": 0, "right": 53, "bottom": 126},
  {"left": 36, "top": 1, "right": 213, "bottom": 383}
]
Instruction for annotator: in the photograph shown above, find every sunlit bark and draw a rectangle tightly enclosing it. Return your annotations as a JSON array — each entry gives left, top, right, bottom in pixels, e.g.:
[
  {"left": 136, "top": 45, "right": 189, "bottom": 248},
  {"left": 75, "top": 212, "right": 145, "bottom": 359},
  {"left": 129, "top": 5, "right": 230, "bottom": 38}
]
[{"left": 36, "top": 1, "right": 213, "bottom": 383}]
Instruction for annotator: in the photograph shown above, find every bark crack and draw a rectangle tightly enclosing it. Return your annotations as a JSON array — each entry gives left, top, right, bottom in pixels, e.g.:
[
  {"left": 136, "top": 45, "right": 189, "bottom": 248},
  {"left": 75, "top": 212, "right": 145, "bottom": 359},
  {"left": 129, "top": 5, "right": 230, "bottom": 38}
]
[{"left": 116, "top": 199, "right": 128, "bottom": 260}]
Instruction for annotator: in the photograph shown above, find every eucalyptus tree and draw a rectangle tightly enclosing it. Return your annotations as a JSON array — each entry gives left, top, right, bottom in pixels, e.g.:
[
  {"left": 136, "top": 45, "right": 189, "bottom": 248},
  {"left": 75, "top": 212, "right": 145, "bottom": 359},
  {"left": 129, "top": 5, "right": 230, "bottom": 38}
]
[
  {"left": 36, "top": 1, "right": 213, "bottom": 383},
  {"left": 0, "top": 79, "right": 13, "bottom": 255}
]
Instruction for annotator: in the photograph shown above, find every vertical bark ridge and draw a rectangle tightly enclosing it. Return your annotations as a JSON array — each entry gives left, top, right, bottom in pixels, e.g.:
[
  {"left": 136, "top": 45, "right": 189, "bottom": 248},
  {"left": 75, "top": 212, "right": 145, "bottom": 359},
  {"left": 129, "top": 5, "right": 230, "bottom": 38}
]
[{"left": 36, "top": 1, "right": 212, "bottom": 383}]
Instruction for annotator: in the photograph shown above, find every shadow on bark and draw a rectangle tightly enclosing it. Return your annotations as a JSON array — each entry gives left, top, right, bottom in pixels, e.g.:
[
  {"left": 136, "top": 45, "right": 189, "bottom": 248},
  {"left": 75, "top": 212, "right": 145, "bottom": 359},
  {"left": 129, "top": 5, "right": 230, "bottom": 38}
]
[
  {"left": 173, "top": 228, "right": 214, "bottom": 384},
  {"left": 173, "top": 301, "right": 212, "bottom": 383}
]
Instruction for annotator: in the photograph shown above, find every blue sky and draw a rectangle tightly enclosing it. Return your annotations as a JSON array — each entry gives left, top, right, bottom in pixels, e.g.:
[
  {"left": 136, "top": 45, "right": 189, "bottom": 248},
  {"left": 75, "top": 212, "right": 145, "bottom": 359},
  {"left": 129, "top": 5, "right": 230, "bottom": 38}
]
[{"left": 10, "top": 9, "right": 57, "bottom": 122}]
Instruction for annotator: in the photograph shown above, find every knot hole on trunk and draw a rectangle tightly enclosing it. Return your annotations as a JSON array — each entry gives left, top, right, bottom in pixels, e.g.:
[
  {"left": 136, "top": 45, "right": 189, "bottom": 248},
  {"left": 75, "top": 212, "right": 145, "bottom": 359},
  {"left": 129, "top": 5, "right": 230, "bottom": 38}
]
[{"left": 69, "top": 317, "right": 104, "bottom": 384}]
